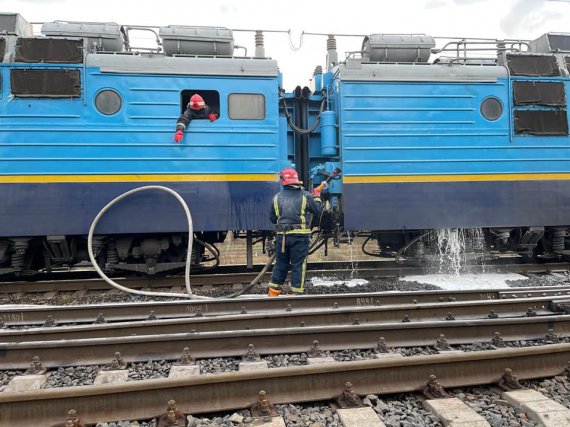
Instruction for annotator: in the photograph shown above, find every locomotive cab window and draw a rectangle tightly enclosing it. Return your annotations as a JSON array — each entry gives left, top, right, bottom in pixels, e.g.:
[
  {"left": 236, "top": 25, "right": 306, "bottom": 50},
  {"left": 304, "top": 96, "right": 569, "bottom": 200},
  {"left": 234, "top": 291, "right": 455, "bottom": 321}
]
[
  {"left": 228, "top": 93, "right": 265, "bottom": 120},
  {"left": 181, "top": 90, "right": 220, "bottom": 117}
]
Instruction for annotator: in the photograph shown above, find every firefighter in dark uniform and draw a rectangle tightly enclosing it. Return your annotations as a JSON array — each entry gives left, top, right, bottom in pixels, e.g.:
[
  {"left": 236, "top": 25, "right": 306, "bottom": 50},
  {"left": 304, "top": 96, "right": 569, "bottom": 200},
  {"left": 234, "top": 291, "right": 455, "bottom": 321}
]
[
  {"left": 173, "top": 94, "right": 218, "bottom": 143},
  {"left": 267, "top": 167, "right": 322, "bottom": 296}
]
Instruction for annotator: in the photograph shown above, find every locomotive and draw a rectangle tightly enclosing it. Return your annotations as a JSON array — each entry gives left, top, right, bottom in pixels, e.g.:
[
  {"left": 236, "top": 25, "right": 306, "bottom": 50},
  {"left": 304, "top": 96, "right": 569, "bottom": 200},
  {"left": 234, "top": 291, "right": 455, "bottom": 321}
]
[{"left": 1, "top": 12, "right": 569, "bottom": 275}]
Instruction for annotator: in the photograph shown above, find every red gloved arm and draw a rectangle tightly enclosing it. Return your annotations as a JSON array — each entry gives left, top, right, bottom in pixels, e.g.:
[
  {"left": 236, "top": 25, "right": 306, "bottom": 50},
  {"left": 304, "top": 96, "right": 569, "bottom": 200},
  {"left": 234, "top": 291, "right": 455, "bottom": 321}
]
[
  {"left": 208, "top": 113, "right": 218, "bottom": 122},
  {"left": 174, "top": 129, "right": 184, "bottom": 143}
]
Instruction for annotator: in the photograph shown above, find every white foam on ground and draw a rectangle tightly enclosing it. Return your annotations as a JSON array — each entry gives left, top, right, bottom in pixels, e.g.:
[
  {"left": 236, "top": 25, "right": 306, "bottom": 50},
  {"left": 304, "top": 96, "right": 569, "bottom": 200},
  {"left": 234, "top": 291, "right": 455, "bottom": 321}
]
[
  {"left": 311, "top": 277, "right": 369, "bottom": 288},
  {"left": 400, "top": 273, "right": 528, "bottom": 290},
  {"left": 0, "top": 304, "right": 47, "bottom": 308}
]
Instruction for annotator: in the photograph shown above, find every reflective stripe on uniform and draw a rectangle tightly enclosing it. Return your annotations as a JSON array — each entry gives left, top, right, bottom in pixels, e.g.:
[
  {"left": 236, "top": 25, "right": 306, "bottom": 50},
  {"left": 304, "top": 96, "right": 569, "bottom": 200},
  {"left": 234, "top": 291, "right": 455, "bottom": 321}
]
[
  {"left": 299, "top": 195, "right": 307, "bottom": 230},
  {"left": 276, "top": 229, "right": 312, "bottom": 235},
  {"left": 268, "top": 282, "right": 283, "bottom": 289},
  {"left": 273, "top": 195, "right": 280, "bottom": 219},
  {"left": 291, "top": 256, "right": 309, "bottom": 293},
  {"left": 290, "top": 256, "right": 307, "bottom": 293},
  {"left": 275, "top": 193, "right": 311, "bottom": 234}
]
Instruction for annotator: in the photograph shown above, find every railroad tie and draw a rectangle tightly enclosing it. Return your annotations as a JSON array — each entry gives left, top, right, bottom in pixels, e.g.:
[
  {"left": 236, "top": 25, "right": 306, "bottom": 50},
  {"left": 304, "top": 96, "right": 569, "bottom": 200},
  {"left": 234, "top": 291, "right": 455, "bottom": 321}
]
[
  {"left": 169, "top": 347, "right": 199, "bottom": 378},
  {"left": 4, "top": 374, "right": 47, "bottom": 392},
  {"left": 239, "top": 344, "right": 268, "bottom": 372},
  {"left": 248, "top": 417, "right": 286, "bottom": 426},
  {"left": 337, "top": 407, "right": 386, "bottom": 426},
  {"left": 373, "top": 337, "right": 403, "bottom": 359},
  {"left": 306, "top": 340, "right": 335, "bottom": 365},
  {"left": 503, "top": 389, "right": 570, "bottom": 427},
  {"left": 94, "top": 352, "right": 129, "bottom": 385},
  {"left": 424, "top": 398, "right": 490, "bottom": 427},
  {"left": 4, "top": 355, "right": 47, "bottom": 392}
]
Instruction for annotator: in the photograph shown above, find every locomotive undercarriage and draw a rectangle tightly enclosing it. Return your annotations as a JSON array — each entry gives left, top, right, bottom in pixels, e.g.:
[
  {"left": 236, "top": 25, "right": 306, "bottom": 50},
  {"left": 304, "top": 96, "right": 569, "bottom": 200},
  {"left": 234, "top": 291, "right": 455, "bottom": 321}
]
[
  {"left": 367, "top": 226, "right": 570, "bottom": 260},
  {"left": 2, "top": 226, "right": 569, "bottom": 276},
  {"left": 0, "top": 232, "right": 227, "bottom": 276}
]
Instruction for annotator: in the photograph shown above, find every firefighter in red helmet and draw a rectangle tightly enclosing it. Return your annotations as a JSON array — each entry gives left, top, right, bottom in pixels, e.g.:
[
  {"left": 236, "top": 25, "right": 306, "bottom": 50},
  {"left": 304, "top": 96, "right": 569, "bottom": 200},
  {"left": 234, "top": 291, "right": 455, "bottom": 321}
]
[
  {"left": 173, "top": 94, "right": 218, "bottom": 143},
  {"left": 267, "top": 167, "right": 322, "bottom": 296}
]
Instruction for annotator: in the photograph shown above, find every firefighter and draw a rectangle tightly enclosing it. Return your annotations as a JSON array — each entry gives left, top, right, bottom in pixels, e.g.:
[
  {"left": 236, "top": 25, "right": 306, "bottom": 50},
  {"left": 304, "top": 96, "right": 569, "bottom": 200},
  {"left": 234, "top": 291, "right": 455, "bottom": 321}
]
[
  {"left": 173, "top": 94, "right": 218, "bottom": 143},
  {"left": 267, "top": 167, "right": 322, "bottom": 296}
]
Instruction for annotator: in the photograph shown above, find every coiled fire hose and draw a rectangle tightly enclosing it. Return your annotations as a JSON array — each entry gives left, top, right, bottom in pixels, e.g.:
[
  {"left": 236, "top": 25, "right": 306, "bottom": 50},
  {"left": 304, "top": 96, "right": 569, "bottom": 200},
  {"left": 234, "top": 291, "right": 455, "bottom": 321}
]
[{"left": 87, "top": 185, "right": 211, "bottom": 300}]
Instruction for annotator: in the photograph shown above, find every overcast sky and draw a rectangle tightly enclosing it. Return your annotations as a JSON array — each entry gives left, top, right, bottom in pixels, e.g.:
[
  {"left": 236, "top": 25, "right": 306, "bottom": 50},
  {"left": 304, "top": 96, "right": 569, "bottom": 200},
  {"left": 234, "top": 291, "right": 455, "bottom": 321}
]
[{"left": 2, "top": 0, "right": 569, "bottom": 89}]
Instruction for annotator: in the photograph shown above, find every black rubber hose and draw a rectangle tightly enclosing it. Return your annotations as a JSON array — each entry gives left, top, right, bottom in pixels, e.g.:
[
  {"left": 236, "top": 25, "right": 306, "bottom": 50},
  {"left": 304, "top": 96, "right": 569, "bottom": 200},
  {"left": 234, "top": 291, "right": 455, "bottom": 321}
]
[
  {"left": 361, "top": 235, "right": 381, "bottom": 257},
  {"left": 394, "top": 232, "right": 430, "bottom": 262},
  {"left": 308, "top": 235, "right": 328, "bottom": 255},
  {"left": 227, "top": 254, "right": 276, "bottom": 298},
  {"left": 194, "top": 238, "right": 220, "bottom": 269},
  {"left": 280, "top": 92, "right": 326, "bottom": 136}
]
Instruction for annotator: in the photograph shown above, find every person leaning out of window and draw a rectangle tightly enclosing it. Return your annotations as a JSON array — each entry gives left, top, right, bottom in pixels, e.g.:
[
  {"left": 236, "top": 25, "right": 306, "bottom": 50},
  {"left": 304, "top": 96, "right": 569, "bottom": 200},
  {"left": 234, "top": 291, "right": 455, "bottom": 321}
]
[{"left": 173, "top": 94, "right": 218, "bottom": 143}]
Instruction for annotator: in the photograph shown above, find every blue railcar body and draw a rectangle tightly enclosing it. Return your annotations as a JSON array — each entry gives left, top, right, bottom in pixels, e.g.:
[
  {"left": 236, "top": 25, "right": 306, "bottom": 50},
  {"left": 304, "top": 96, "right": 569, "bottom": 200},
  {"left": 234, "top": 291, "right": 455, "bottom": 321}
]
[
  {"left": 0, "top": 57, "right": 286, "bottom": 236},
  {"left": 1, "top": 15, "right": 570, "bottom": 273},
  {"left": 329, "top": 64, "right": 570, "bottom": 231}
]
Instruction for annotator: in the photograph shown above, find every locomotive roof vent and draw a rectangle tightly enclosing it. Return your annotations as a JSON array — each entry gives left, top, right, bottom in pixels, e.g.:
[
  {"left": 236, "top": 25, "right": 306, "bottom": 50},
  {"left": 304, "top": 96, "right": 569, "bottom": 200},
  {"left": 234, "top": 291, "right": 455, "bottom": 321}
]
[
  {"left": 41, "top": 21, "right": 125, "bottom": 52},
  {"left": 530, "top": 33, "right": 570, "bottom": 53},
  {"left": 0, "top": 13, "right": 33, "bottom": 37},
  {"left": 159, "top": 26, "right": 234, "bottom": 56},
  {"left": 362, "top": 34, "right": 435, "bottom": 63}
]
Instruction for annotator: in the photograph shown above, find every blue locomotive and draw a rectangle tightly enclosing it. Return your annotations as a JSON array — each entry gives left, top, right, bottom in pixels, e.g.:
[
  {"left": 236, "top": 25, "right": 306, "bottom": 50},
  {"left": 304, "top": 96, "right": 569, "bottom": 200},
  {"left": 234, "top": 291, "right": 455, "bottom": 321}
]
[{"left": 0, "top": 12, "right": 569, "bottom": 275}]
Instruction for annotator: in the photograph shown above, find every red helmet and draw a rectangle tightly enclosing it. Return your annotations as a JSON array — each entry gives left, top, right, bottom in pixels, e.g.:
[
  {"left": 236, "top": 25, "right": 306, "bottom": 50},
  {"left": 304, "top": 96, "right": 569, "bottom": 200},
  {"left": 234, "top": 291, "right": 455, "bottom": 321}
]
[
  {"left": 279, "top": 167, "right": 302, "bottom": 186},
  {"left": 188, "top": 94, "right": 205, "bottom": 110}
]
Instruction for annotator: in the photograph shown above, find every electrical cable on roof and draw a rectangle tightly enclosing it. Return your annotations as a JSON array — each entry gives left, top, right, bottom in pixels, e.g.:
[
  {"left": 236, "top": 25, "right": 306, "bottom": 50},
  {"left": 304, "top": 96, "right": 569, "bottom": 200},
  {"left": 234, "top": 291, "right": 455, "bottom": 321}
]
[{"left": 288, "top": 29, "right": 305, "bottom": 51}]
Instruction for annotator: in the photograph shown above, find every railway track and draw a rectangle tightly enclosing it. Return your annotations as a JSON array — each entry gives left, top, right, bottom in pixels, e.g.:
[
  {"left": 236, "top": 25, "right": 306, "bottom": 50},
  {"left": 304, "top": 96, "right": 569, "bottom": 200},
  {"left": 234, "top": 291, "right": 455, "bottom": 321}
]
[
  {"left": 2, "top": 284, "right": 570, "bottom": 426},
  {"left": 1, "top": 259, "right": 569, "bottom": 294},
  {"left": 1, "top": 314, "right": 569, "bottom": 369},
  {"left": 1, "top": 344, "right": 569, "bottom": 427},
  {"left": 1, "top": 295, "right": 567, "bottom": 342},
  {"left": 2, "top": 286, "right": 570, "bottom": 326}
]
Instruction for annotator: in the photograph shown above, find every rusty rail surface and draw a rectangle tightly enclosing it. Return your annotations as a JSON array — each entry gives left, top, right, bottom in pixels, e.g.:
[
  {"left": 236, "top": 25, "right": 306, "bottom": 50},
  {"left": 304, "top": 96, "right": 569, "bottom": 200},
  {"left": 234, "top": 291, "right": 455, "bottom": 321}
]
[
  {"left": 2, "top": 260, "right": 569, "bottom": 294},
  {"left": 1, "top": 315, "right": 569, "bottom": 369},
  {"left": 2, "top": 286, "right": 570, "bottom": 326},
  {"left": 1, "top": 344, "right": 569, "bottom": 427},
  {"left": 0, "top": 296, "right": 564, "bottom": 342}
]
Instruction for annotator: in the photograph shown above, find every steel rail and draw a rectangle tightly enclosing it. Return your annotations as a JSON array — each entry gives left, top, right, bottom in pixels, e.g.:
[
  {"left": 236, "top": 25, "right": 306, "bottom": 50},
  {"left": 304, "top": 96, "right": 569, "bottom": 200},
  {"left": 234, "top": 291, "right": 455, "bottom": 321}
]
[
  {"left": 0, "top": 296, "right": 563, "bottom": 342},
  {"left": 1, "top": 315, "right": 569, "bottom": 369},
  {"left": 2, "top": 260, "right": 568, "bottom": 294},
  {"left": 3, "top": 287, "right": 570, "bottom": 326},
  {"left": 1, "top": 344, "right": 569, "bottom": 427}
]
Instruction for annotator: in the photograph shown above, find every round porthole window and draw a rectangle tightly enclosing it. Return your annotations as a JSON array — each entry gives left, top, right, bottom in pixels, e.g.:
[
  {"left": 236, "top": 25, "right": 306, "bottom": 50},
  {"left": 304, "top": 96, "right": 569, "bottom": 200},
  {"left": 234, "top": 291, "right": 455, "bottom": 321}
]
[
  {"left": 95, "top": 89, "right": 122, "bottom": 115},
  {"left": 480, "top": 97, "right": 503, "bottom": 121}
]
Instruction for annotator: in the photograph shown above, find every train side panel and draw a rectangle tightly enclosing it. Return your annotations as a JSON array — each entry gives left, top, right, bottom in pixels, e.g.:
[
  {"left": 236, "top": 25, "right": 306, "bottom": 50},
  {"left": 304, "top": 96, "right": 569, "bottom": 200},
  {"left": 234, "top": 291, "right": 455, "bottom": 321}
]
[
  {"left": 335, "top": 64, "right": 570, "bottom": 230},
  {"left": 0, "top": 57, "right": 283, "bottom": 236}
]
